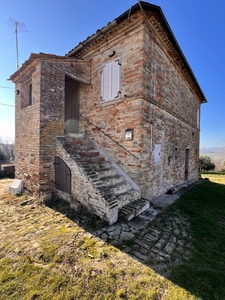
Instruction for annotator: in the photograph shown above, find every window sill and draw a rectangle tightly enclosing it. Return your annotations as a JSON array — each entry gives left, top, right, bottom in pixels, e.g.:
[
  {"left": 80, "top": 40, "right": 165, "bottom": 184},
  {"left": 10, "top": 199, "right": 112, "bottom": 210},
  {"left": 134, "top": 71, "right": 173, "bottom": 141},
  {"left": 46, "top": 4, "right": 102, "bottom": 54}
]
[{"left": 97, "top": 97, "right": 124, "bottom": 107}]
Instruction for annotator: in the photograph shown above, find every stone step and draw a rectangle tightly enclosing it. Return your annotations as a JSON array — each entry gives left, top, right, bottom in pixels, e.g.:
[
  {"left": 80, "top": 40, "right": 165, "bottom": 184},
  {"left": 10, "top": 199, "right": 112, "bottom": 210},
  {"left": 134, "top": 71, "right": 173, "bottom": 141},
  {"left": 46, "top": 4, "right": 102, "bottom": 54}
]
[
  {"left": 118, "top": 198, "right": 150, "bottom": 222},
  {"left": 101, "top": 175, "right": 125, "bottom": 187},
  {"left": 95, "top": 168, "right": 118, "bottom": 178},
  {"left": 69, "top": 139, "right": 90, "bottom": 147},
  {"left": 71, "top": 144, "right": 95, "bottom": 151},
  {"left": 78, "top": 150, "right": 99, "bottom": 157},
  {"left": 84, "top": 156, "right": 105, "bottom": 163},
  {"left": 88, "top": 161, "right": 112, "bottom": 171},
  {"left": 109, "top": 181, "right": 132, "bottom": 196},
  {"left": 117, "top": 189, "right": 141, "bottom": 208}
]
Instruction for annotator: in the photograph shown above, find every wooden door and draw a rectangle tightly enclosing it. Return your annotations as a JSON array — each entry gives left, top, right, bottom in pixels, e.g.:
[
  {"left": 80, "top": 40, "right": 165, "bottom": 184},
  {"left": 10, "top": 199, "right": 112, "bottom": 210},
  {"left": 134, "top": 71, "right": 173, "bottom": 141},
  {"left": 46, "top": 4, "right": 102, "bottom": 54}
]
[{"left": 54, "top": 156, "right": 71, "bottom": 194}]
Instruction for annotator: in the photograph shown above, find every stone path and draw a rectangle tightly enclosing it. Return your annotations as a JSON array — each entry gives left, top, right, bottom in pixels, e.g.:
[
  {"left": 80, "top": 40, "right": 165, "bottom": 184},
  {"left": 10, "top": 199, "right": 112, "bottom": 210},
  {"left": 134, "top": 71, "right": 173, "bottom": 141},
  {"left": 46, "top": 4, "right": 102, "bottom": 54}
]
[{"left": 91, "top": 191, "right": 193, "bottom": 277}]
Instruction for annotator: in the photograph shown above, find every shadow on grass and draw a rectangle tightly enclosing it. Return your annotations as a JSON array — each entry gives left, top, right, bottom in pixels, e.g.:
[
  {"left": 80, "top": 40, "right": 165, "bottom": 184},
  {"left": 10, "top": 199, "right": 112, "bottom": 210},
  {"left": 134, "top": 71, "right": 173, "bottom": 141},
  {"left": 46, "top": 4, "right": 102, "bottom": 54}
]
[
  {"left": 46, "top": 180, "right": 225, "bottom": 300},
  {"left": 168, "top": 180, "right": 225, "bottom": 300}
]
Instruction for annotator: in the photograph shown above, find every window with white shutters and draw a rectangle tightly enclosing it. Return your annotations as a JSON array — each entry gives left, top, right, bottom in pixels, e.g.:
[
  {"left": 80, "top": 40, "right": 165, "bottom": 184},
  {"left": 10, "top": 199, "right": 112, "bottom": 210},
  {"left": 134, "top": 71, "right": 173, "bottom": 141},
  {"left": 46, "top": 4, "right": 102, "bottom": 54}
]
[{"left": 101, "top": 60, "right": 121, "bottom": 101}]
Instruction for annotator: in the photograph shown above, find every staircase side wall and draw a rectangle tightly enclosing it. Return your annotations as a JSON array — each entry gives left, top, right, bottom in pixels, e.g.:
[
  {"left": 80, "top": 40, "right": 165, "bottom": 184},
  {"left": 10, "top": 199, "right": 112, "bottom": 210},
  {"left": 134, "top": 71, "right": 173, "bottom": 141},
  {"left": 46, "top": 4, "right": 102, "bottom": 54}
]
[{"left": 55, "top": 139, "right": 118, "bottom": 224}]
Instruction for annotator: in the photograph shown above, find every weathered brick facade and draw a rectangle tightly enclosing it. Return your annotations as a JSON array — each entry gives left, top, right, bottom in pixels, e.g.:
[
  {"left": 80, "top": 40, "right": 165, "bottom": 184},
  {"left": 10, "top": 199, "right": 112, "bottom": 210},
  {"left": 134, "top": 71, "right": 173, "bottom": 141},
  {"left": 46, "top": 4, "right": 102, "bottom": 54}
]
[
  {"left": 69, "top": 6, "right": 206, "bottom": 198},
  {"left": 10, "top": 2, "right": 206, "bottom": 222},
  {"left": 10, "top": 55, "right": 91, "bottom": 200}
]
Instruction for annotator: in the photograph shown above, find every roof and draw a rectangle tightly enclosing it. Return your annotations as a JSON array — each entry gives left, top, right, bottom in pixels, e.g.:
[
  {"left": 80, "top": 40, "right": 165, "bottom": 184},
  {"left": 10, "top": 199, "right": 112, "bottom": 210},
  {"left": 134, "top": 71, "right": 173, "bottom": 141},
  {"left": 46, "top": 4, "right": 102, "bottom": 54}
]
[
  {"left": 67, "top": 1, "right": 207, "bottom": 103},
  {"left": 9, "top": 53, "right": 80, "bottom": 82}
]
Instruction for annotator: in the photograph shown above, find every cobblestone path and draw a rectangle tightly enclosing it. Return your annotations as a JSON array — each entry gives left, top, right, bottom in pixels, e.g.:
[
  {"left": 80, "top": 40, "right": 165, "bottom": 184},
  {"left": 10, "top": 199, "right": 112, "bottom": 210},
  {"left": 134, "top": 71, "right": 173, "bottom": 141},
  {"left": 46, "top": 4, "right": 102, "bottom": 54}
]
[{"left": 92, "top": 193, "right": 193, "bottom": 277}]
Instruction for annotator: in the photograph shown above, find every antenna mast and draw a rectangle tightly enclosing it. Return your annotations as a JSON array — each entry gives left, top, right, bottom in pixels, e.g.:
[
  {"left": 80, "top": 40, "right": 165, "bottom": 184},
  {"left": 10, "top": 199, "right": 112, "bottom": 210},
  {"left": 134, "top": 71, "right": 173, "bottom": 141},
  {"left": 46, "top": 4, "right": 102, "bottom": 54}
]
[{"left": 5, "top": 18, "right": 28, "bottom": 70}]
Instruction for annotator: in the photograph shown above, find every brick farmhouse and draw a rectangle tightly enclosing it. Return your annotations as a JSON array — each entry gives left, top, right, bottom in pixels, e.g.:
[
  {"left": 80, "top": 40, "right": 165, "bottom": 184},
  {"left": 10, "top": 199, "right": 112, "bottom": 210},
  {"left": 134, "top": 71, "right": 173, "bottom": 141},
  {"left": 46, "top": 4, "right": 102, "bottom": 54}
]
[{"left": 9, "top": 2, "right": 207, "bottom": 224}]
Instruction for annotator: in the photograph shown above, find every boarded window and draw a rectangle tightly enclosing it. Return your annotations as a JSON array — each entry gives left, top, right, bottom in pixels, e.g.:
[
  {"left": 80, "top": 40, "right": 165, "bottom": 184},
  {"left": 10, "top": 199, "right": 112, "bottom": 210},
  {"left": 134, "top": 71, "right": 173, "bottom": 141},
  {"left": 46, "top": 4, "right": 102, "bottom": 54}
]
[
  {"left": 154, "top": 144, "right": 161, "bottom": 163},
  {"left": 101, "top": 60, "right": 120, "bottom": 101}
]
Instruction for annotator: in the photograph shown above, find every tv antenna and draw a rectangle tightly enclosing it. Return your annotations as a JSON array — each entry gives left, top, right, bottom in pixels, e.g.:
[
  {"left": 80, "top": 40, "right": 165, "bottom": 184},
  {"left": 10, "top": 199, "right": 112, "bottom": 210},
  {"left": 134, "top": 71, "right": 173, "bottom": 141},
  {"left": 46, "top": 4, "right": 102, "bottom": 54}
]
[{"left": 5, "top": 18, "right": 28, "bottom": 70}]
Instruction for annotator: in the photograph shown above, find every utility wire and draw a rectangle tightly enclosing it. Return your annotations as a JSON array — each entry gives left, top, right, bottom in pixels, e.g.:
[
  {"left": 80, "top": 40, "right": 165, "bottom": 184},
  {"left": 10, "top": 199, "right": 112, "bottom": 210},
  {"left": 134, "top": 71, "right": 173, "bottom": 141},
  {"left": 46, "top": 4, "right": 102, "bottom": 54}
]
[
  {"left": 0, "top": 103, "right": 15, "bottom": 107},
  {"left": 0, "top": 86, "right": 14, "bottom": 89}
]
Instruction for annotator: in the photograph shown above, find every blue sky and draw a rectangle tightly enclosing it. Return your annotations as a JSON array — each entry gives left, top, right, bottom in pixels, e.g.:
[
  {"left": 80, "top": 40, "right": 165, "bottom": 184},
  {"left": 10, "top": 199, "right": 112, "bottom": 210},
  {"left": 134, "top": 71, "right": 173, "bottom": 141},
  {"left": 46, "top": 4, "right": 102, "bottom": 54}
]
[{"left": 0, "top": 0, "right": 224, "bottom": 148}]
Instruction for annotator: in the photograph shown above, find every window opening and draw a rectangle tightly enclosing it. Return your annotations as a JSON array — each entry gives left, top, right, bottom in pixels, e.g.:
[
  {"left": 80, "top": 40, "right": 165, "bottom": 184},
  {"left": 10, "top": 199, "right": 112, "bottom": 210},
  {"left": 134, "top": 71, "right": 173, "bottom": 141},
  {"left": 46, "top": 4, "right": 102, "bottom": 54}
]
[
  {"left": 29, "top": 84, "right": 32, "bottom": 106},
  {"left": 21, "top": 80, "right": 33, "bottom": 109}
]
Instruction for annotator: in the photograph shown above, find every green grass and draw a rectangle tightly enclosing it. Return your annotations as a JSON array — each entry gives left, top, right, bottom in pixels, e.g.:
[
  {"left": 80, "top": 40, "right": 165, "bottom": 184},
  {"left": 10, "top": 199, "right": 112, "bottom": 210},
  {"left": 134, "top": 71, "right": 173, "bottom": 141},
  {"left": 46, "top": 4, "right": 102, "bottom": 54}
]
[
  {"left": 0, "top": 182, "right": 197, "bottom": 300},
  {"left": 169, "top": 176, "right": 225, "bottom": 300},
  {"left": 1, "top": 176, "right": 225, "bottom": 299}
]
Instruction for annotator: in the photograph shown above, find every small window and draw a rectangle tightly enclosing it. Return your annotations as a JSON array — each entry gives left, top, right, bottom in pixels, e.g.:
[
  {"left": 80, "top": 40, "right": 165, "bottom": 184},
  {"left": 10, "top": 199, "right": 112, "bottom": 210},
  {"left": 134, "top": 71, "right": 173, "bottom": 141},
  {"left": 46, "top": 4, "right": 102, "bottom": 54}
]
[
  {"left": 21, "top": 80, "right": 33, "bottom": 109},
  {"left": 101, "top": 60, "right": 121, "bottom": 101},
  {"left": 197, "top": 109, "right": 200, "bottom": 129},
  {"left": 29, "top": 84, "right": 32, "bottom": 106}
]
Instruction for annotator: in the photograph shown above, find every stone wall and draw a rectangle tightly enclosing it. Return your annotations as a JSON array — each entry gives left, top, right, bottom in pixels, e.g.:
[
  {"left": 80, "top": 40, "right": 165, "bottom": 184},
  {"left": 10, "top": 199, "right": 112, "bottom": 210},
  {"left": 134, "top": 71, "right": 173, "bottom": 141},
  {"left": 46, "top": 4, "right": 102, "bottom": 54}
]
[{"left": 72, "top": 10, "right": 202, "bottom": 198}]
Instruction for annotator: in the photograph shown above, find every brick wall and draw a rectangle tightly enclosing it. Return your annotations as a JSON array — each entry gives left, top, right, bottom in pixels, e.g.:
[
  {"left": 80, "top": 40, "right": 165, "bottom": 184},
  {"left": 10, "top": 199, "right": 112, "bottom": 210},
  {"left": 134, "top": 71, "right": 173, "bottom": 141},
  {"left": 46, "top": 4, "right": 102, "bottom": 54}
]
[
  {"left": 15, "top": 63, "right": 41, "bottom": 193},
  {"left": 13, "top": 8, "right": 203, "bottom": 202},
  {"left": 38, "top": 60, "right": 65, "bottom": 199},
  {"left": 13, "top": 56, "right": 91, "bottom": 199},
  {"left": 73, "top": 10, "right": 202, "bottom": 198}
]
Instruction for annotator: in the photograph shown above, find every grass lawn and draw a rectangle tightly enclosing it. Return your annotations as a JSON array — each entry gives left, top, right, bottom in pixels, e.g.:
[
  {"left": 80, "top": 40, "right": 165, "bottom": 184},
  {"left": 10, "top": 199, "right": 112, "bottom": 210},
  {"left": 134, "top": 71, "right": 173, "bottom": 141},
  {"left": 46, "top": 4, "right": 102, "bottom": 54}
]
[
  {"left": 0, "top": 174, "right": 225, "bottom": 299},
  {"left": 168, "top": 174, "right": 225, "bottom": 300}
]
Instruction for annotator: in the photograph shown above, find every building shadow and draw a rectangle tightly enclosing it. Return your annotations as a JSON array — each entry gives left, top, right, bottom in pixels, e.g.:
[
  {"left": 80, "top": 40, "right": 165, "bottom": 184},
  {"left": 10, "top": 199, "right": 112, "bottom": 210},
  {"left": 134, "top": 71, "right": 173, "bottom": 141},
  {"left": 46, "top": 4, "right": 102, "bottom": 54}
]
[{"left": 46, "top": 179, "right": 225, "bottom": 300}]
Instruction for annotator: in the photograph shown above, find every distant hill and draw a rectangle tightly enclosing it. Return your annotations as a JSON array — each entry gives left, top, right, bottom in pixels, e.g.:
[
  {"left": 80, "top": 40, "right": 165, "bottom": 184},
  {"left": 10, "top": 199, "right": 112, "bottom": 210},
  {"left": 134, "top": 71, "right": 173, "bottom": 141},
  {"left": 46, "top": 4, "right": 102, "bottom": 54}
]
[{"left": 200, "top": 147, "right": 225, "bottom": 170}]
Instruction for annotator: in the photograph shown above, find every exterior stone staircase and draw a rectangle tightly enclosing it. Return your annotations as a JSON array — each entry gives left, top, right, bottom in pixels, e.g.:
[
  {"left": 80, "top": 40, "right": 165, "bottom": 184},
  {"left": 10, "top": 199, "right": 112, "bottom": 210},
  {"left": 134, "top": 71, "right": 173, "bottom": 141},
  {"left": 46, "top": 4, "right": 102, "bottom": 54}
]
[{"left": 56, "top": 134, "right": 149, "bottom": 224}]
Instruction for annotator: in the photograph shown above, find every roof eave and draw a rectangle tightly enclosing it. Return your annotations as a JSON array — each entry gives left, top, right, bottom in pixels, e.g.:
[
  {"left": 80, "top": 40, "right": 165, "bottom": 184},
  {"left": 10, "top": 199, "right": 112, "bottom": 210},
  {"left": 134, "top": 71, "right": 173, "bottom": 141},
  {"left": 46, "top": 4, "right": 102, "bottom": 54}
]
[{"left": 67, "top": 2, "right": 207, "bottom": 103}]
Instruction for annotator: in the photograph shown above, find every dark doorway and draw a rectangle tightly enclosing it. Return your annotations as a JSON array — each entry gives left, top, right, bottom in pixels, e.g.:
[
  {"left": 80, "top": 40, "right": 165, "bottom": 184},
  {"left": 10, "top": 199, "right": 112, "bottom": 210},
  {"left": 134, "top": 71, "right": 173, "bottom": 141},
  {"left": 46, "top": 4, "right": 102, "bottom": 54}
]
[
  {"left": 185, "top": 148, "right": 189, "bottom": 180},
  {"left": 65, "top": 76, "right": 80, "bottom": 134},
  {"left": 54, "top": 156, "right": 71, "bottom": 194}
]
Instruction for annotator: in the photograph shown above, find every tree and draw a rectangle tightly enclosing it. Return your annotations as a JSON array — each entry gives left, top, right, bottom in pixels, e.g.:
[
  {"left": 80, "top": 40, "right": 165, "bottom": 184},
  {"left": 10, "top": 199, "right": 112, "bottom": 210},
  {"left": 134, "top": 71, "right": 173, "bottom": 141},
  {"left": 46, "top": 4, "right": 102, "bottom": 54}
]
[
  {"left": 0, "top": 137, "right": 15, "bottom": 162},
  {"left": 0, "top": 148, "right": 7, "bottom": 160},
  {"left": 199, "top": 155, "right": 215, "bottom": 172}
]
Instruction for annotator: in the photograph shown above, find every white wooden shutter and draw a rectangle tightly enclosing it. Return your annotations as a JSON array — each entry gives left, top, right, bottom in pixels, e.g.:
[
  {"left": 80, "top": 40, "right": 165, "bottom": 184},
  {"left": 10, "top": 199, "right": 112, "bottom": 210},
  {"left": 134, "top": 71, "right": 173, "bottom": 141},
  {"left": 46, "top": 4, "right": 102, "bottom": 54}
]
[
  {"left": 111, "top": 60, "right": 120, "bottom": 99},
  {"left": 101, "top": 64, "right": 110, "bottom": 101},
  {"left": 101, "top": 60, "right": 120, "bottom": 101}
]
